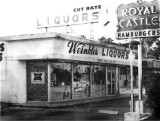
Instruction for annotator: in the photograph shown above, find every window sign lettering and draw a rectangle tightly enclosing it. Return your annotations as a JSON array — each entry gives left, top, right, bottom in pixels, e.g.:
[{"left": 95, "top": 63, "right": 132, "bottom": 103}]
[{"left": 31, "top": 72, "right": 45, "bottom": 84}]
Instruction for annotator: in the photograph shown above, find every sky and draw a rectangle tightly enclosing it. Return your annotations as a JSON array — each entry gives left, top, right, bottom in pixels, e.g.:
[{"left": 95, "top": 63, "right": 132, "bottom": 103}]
[{"left": 0, "top": 0, "right": 155, "bottom": 41}]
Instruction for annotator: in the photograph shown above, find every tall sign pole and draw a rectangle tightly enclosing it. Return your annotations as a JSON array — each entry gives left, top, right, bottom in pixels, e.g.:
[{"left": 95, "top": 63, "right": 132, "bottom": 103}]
[
  {"left": 130, "top": 44, "right": 134, "bottom": 112},
  {"left": 136, "top": 0, "right": 143, "bottom": 115},
  {"left": 138, "top": 38, "right": 142, "bottom": 114},
  {"left": 137, "top": 0, "right": 143, "bottom": 101}
]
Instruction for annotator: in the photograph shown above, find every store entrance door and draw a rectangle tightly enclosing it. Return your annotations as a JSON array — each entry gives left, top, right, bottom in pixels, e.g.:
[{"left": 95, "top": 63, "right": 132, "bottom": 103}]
[
  {"left": 73, "top": 64, "right": 91, "bottom": 99},
  {"left": 107, "top": 71, "right": 116, "bottom": 95}
]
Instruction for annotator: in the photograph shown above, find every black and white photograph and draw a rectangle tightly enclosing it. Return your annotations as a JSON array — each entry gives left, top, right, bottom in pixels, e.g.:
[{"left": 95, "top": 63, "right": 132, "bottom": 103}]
[{"left": 0, "top": 0, "right": 160, "bottom": 120}]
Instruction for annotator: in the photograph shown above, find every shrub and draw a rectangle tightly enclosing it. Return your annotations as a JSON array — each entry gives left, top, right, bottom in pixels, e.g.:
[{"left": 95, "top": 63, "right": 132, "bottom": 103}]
[{"left": 144, "top": 72, "right": 160, "bottom": 119}]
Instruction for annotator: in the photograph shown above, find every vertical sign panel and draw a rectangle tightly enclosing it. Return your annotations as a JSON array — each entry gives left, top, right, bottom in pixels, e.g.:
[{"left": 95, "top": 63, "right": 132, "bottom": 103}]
[{"left": 0, "top": 42, "right": 6, "bottom": 81}]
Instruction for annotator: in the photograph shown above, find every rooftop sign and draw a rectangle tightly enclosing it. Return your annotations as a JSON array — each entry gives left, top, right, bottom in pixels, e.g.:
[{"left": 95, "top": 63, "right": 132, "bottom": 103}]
[
  {"left": 37, "top": 5, "right": 102, "bottom": 28},
  {"left": 116, "top": 0, "right": 160, "bottom": 39}
]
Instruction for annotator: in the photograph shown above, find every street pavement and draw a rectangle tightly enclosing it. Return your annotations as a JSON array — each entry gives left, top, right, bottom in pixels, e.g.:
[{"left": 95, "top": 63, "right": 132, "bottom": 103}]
[{"left": 1, "top": 96, "right": 138, "bottom": 121}]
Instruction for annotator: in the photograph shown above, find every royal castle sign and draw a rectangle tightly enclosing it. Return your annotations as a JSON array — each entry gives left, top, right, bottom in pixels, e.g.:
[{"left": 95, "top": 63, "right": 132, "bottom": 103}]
[{"left": 116, "top": 0, "right": 160, "bottom": 39}]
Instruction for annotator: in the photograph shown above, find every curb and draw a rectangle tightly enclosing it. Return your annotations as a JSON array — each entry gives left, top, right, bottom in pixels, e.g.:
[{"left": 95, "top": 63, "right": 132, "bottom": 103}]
[{"left": 1, "top": 94, "right": 137, "bottom": 111}]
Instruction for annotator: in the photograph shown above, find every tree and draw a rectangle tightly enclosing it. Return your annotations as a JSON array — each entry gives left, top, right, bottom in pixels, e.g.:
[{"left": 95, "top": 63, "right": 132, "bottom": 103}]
[
  {"left": 144, "top": 72, "right": 160, "bottom": 119},
  {"left": 152, "top": 40, "right": 160, "bottom": 60},
  {"left": 98, "top": 36, "right": 114, "bottom": 44},
  {"left": 142, "top": 37, "right": 160, "bottom": 60},
  {"left": 80, "top": 35, "right": 86, "bottom": 39}
]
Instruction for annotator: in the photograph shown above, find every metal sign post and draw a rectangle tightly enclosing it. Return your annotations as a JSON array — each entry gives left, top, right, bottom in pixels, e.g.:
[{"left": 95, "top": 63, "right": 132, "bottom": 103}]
[
  {"left": 138, "top": 38, "right": 143, "bottom": 120},
  {"left": 130, "top": 44, "right": 134, "bottom": 112},
  {"left": 119, "top": 39, "right": 140, "bottom": 112},
  {"left": 138, "top": 39, "right": 142, "bottom": 101}
]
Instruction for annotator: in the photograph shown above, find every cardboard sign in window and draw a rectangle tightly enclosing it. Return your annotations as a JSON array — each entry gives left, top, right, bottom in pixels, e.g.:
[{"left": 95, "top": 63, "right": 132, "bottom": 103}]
[{"left": 31, "top": 72, "right": 45, "bottom": 84}]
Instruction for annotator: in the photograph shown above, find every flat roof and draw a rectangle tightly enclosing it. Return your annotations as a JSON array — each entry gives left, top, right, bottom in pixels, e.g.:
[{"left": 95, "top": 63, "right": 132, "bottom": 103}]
[{"left": 0, "top": 32, "right": 129, "bottom": 51}]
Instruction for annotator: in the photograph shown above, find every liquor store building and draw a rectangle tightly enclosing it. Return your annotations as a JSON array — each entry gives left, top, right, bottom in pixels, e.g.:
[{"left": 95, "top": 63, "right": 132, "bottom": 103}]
[{"left": 0, "top": 33, "right": 138, "bottom": 104}]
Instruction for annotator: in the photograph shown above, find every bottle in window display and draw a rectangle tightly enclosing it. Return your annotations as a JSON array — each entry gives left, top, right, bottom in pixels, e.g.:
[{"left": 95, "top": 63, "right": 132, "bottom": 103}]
[
  {"left": 74, "top": 67, "right": 81, "bottom": 81},
  {"left": 51, "top": 67, "right": 57, "bottom": 86},
  {"left": 94, "top": 67, "right": 101, "bottom": 84},
  {"left": 51, "top": 73, "right": 56, "bottom": 87},
  {"left": 100, "top": 68, "right": 105, "bottom": 84},
  {"left": 63, "top": 69, "right": 71, "bottom": 85},
  {"left": 51, "top": 80, "right": 54, "bottom": 87}
]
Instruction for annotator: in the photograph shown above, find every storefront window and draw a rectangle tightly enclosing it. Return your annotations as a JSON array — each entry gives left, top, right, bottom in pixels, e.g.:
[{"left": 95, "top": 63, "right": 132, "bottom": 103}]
[
  {"left": 119, "top": 67, "right": 127, "bottom": 88},
  {"left": 73, "top": 64, "right": 90, "bottom": 99},
  {"left": 133, "top": 70, "right": 138, "bottom": 87},
  {"left": 92, "top": 65, "right": 106, "bottom": 97},
  {"left": 49, "top": 63, "right": 118, "bottom": 101},
  {"left": 50, "top": 63, "right": 71, "bottom": 101},
  {"left": 119, "top": 67, "right": 138, "bottom": 89}
]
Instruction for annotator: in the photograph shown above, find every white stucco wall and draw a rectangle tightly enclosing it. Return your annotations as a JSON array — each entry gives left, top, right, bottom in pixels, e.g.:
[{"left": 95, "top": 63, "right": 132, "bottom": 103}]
[{"left": 0, "top": 61, "right": 26, "bottom": 103}]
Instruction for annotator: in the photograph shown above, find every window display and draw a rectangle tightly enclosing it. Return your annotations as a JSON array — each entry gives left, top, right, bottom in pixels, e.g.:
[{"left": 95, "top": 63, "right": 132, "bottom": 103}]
[
  {"left": 92, "top": 65, "right": 106, "bottom": 97},
  {"left": 119, "top": 67, "right": 138, "bottom": 88},
  {"left": 51, "top": 63, "right": 71, "bottom": 86},
  {"left": 50, "top": 63, "right": 71, "bottom": 101},
  {"left": 73, "top": 64, "right": 90, "bottom": 99},
  {"left": 49, "top": 62, "right": 117, "bottom": 101}
]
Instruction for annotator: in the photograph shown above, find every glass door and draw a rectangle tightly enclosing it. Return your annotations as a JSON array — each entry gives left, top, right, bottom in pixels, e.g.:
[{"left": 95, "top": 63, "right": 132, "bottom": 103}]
[
  {"left": 50, "top": 63, "right": 72, "bottom": 102},
  {"left": 73, "top": 64, "right": 91, "bottom": 99},
  {"left": 107, "top": 71, "right": 116, "bottom": 95},
  {"left": 92, "top": 65, "right": 106, "bottom": 97}
]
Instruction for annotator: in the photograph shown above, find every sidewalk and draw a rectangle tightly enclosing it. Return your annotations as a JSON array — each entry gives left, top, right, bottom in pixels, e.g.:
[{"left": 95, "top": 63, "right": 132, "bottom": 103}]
[{"left": 9, "top": 94, "right": 135, "bottom": 109}]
